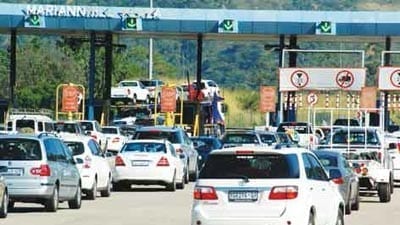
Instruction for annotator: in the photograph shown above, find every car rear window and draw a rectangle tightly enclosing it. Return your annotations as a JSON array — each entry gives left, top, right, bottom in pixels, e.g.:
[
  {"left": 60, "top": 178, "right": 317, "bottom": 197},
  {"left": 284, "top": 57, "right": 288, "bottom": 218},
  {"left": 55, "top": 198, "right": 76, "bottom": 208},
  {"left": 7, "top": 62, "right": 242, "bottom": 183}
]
[
  {"left": 200, "top": 153, "right": 300, "bottom": 179},
  {"left": 277, "top": 123, "right": 310, "bottom": 134},
  {"left": 258, "top": 133, "right": 277, "bottom": 144},
  {"left": 79, "top": 122, "right": 93, "bottom": 131},
  {"left": 134, "top": 131, "right": 181, "bottom": 144},
  {"left": 0, "top": 138, "right": 42, "bottom": 160},
  {"left": 64, "top": 141, "right": 85, "bottom": 156},
  {"left": 121, "top": 142, "right": 166, "bottom": 153},
  {"left": 103, "top": 127, "right": 118, "bottom": 134},
  {"left": 55, "top": 123, "right": 78, "bottom": 133},
  {"left": 332, "top": 131, "right": 379, "bottom": 145},
  {"left": 222, "top": 133, "right": 259, "bottom": 144}
]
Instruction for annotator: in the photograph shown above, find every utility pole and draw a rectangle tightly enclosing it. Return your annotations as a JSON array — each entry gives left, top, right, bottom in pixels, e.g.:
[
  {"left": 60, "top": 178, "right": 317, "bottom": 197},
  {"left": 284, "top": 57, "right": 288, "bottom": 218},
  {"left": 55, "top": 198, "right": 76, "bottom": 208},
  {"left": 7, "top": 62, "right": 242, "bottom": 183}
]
[{"left": 148, "top": 0, "right": 154, "bottom": 80}]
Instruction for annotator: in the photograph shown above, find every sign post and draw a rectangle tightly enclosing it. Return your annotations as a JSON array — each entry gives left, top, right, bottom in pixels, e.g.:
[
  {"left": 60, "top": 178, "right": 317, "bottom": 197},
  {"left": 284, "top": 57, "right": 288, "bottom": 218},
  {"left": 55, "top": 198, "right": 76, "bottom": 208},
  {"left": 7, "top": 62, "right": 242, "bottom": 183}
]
[
  {"left": 260, "top": 86, "right": 276, "bottom": 128},
  {"left": 55, "top": 83, "right": 85, "bottom": 121}
]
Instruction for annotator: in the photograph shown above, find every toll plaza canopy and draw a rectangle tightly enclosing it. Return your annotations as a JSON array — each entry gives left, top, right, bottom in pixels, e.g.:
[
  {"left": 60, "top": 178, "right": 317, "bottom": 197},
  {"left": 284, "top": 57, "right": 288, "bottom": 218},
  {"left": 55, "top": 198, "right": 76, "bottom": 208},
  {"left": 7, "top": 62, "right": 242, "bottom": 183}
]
[{"left": 2, "top": 2, "right": 400, "bottom": 39}]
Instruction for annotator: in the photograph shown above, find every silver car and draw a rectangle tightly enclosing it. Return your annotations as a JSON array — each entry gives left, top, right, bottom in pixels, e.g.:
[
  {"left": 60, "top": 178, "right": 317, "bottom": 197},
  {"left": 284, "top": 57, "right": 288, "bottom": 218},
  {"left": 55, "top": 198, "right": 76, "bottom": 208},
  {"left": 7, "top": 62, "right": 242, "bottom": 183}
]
[{"left": 0, "top": 134, "right": 82, "bottom": 212}]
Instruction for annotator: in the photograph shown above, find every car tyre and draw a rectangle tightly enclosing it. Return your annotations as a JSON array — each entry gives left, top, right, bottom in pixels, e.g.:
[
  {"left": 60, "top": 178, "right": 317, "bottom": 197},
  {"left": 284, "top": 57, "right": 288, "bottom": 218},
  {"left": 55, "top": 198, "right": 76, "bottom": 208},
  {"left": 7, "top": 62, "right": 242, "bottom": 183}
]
[
  {"left": 176, "top": 173, "right": 185, "bottom": 190},
  {"left": 0, "top": 190, "right": 8, "bottom": 218},
  {"left": 189, "top": 163, "right": 199, "bottom": 182},
  {"left": 68, "top": 184, "right": 82, "bottom": 209},
  {"left": 351, "top": 187, "right": 360, "bottom": 211},
  {"left": 101, "top": 176, "right": 112, "bottom": 197},
  {"left": 184, "top": 166, "right": 189, "bottom": 184},
  {"left": 335, "top": 209, "right": 344, "bottom": 225},
  {"left": 87, "top": 179, "right": 97, "bottom": 200},
  {"left": 345, "top": 191, "right": 351, "bottom": 215},
  {"left": 378, "top": 183, "right": 391, "bottom": 203},
  {"left": 166, "top": 172, "right": 176, "bottom": 192},
  {"left": 308, "top": 212, "right": 315, "bottom": 225},
  {"left": 45, "top": 186, "right": 59, "bottom": 212},
  {"left": 7, "top": 201, "right": 14, "bottom": 211}
]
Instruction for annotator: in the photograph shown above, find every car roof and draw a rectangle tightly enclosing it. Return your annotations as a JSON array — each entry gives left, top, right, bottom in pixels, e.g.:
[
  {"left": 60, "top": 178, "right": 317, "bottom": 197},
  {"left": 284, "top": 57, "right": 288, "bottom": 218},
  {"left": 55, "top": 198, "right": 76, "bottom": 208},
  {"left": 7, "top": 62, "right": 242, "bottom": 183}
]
[
  {"left": 102, "top": 126, "right": 119, "bottom": 129},
  {"left": 135, "top": 126, "right": 182, "bottom": 132},
  {"left": 126, "top": 139, "right": 168, "bottom": 144},
  {"left": 60, "top": 134, "right": 93, "bottom": 142},
  {"left": 312, "top": 150, "right": 342, "bottom": 157},
  {"left": 334, "top": 127, "right": 378, "bottom": 132},
  {"left": 209, "top": 146, "right": 308, "bottom": 155}
]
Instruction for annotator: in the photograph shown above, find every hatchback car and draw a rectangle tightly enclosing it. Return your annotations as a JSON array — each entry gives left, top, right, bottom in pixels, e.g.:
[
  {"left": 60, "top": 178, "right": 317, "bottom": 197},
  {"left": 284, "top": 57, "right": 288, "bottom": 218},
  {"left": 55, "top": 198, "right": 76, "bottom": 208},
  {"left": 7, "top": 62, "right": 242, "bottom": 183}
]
[
  {"left": 113, "top": 139, "right": 185, "bottom": 191},
  {"left": 192, "top": 146, "right": 344, "bottom": 225},
  {"left": 63, "top": 135, "right": 112, "bottom": 200},
  {"left": 313, "top": 150, "right": 360, "bottom": 215},
  {"left": 0, "top": 134, "right": 81, "bottom": 212},
  {"left": 134, "top": 126, "right": 199, "bottom": 182}
]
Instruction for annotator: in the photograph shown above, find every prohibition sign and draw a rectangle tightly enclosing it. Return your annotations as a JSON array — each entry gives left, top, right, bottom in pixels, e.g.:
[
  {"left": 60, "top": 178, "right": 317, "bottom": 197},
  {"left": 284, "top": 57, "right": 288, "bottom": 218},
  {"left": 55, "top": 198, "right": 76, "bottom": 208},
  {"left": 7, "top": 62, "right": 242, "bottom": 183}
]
[
  {"left": 290, "top": 70, "right": 309, "bottom": 89},
  {"left": 335, "top": 70, "right": 354, "bottom": 89},
  {"left": 307, "top": 92, "right": 318, "bottom": 106},
  {"left": 390, "top": 69, "right": 400, "bottom": 88}
]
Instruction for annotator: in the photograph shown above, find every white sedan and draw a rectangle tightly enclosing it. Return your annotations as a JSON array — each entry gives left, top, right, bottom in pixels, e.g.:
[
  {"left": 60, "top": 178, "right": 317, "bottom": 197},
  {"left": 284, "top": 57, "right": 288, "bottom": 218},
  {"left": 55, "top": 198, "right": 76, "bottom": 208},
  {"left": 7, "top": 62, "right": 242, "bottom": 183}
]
[
  {"left": 63, "top": 135, "right": 112, "bottom": 200},
  {"left": 113, "top": 139, "right": 185, "bottom": 191},
  {"left": 191, "top": 146, "right": 345, "bottom": 225},
  {"left": 102, "top": 126, "right": 128, "bottom": 153}
]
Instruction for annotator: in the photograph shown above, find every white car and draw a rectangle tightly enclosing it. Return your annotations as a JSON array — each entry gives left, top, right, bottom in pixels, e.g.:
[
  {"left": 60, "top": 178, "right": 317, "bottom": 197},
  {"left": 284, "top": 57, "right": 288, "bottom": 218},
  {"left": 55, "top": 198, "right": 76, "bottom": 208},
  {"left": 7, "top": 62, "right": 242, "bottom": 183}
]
[
  {"left": 63, "top": 135, "right": 112, "bottom": 200},
  {"left": 191, "top": 146, "right": 345, "bottom": 225},
  {"left": 113, "top": 139, "right": 185, "bottom": 191},
  {"left": 102, "top": 126, "right": 128, "bottom": 153},
  {"left": 78, "top": 120, "right": 108, "bottom": 151},
  {"left": 192, "top": 79, "right": 220, "bottom": 99},
  {"left": 385, "top": 133, "right": 400, "bottom": 182}
]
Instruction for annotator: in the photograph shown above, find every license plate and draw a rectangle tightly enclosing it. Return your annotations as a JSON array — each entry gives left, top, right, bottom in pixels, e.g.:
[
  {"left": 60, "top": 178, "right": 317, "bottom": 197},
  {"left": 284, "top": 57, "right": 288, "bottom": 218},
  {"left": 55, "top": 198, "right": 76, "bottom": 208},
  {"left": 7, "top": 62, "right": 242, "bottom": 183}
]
[
  {"left": 1, "top": 168, "right": 23, "bottom": 176},
  {"left": 131, "top": 161, "right": 149, "bottom": 166},
  {"left": 228, "top": 190, "right": 258, "bottom": 202}
]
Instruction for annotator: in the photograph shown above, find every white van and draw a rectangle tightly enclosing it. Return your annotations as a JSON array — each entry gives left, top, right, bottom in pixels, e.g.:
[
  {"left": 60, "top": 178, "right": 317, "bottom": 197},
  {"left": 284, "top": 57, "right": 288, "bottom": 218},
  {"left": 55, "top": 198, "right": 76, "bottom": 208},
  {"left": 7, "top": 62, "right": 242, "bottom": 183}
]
[{"left": 6, "top": 114, "right": 55, "bottom": 135}]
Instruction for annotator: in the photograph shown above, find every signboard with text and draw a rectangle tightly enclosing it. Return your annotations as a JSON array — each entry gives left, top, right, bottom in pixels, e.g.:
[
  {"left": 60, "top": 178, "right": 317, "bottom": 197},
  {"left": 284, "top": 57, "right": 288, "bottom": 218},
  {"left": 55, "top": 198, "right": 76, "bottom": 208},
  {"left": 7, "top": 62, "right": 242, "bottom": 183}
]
[
  {"left": 259, "top": 86, "right": 276, "bottom": 113},
  {"left": 62, "top": 86, "right": 79, "bottom": 112},
  {"left": 161, "top": 86, "right": 177, "bottom": 112}
]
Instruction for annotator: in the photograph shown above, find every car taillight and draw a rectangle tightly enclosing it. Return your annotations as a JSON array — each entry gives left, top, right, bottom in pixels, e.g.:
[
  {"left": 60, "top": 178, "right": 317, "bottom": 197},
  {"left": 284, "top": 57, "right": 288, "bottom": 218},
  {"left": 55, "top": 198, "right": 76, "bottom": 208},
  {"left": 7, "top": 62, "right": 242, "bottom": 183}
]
[
  {"left": 269, "top": 186, "right": 298, "bottom": 200},
  {"left": 235, "top": 150, "right": 254, "bottom": 155},
  {"left": 378, "top": 152, "right": 382, "bottom": 160},
  {"left": 112, "top": 137, "right": 120, "bottom": 143},
  {"left": 194, "top": 186, "right": 218, "bottom": 200},
  {"left": 115, "top": 155, "right": 125, "bottom": 166},
  {"left": 30, "top": 164, "right": 51, "bottom": 176},
  {"left": 332, "top": 177, "right": 344, "bottom": 185},
  {"left": 84, "top": 155, "right": 92, "bottom": 169},
  {"left": 91, "top": 134, "right": 98, "bottom": 140},
  {"left": 157, "top": 157, "right": 170, "bottom": 166}
]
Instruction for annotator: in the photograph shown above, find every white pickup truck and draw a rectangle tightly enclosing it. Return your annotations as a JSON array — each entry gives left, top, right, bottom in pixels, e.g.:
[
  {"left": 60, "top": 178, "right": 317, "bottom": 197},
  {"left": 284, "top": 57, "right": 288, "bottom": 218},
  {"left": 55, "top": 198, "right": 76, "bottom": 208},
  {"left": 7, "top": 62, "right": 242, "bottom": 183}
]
[
  {"left": 111, "top": 80, "right": 150, "bottom": 104},
  {"left": 318, "top": 127, "right": 394, "bottom": 202}
]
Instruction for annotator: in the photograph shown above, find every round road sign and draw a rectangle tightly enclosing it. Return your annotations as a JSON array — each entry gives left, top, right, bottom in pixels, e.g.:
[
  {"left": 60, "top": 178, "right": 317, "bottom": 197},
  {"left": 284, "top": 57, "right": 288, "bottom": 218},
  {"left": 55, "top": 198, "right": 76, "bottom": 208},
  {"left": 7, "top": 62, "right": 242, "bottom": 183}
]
[
  {"left": 307, "top": 92, "right": 318, "bottom": 106},
  {"left": 336, "top": 70, "right": 355, "bottom": 89},
  {"left": 290, "top": 70, "right": 309, "bottom": 89},
  {"left": 390, "top": 69, "right": 400, "bottom": 88}
]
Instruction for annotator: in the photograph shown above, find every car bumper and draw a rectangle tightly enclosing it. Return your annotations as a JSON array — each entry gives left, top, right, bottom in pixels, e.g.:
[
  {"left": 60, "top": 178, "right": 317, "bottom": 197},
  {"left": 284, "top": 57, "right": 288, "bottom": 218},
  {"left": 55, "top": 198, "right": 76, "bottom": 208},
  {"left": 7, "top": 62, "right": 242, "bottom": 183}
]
[
  {"left": 393, "top": 169, "right": 400, "bottom": 181},
  {"left": 107, "top": 142, "right": 124, "bottom": 151},
  {"left": 113, "top": 167, "right": 175, "bottom": 184},
  {"left": 80, "top": 173, "right": 95, "bottom": 191},
  {"left": 8, "top": 183, "right": 55, "bottom": 200}
]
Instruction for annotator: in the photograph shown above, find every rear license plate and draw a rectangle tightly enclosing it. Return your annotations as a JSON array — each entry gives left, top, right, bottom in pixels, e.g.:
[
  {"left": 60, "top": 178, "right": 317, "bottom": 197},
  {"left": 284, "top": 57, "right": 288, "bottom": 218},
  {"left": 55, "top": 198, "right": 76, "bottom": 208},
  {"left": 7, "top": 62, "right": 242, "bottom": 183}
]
[
  {"left": 228, "top": 190, "right": 258, "bottom": 202},
  {"left": 131, "top": 161, "right": 149, "bottom": 166},
  {"left": 1, "top": 168, "right": 23, "bottom": 176}
]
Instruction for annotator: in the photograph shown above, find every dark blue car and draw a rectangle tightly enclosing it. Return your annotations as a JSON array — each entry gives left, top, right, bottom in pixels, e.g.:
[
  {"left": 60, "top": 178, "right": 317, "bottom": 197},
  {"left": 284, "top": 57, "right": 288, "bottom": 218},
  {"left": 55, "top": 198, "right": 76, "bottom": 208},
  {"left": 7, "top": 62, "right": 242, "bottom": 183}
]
[{"left": 190, "top": 136, "right": 223, "bottom": 168}]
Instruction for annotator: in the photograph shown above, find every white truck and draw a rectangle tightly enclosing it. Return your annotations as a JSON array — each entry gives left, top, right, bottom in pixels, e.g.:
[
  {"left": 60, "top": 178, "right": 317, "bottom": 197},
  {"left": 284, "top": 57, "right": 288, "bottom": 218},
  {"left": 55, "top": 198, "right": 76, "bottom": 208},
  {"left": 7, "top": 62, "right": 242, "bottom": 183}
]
[
  {"left": 318, "top": 127, "right": 394, "bottom": 202},
  {"left": 111, "top": 80, "right": 150, "bottom": 105}
]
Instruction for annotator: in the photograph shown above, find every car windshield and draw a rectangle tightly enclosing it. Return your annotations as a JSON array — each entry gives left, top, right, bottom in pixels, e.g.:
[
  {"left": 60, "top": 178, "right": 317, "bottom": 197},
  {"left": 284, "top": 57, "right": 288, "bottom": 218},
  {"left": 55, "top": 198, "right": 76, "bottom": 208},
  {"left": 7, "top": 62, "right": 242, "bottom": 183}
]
[
  {"left": 103, "top": 127, "right": 118, "bottom": 134},
  {"left": 64, "top": 141, "right": 85, "bottom": 155},
  {"left": 200, "top": 153, "right": 300, "bottom": 179},
  {"left": 258, "top": 133, "right": 277, "bottom": 144},
  {"left": 134, "top": 130, "right": 181, "bottom": 144},
  {"left": 277, "top": 123, "right": 311, "bottom": 134},
  {"left": 314, "top": 153, "right": 338, "bottom": 167},
  {"left": 121, "top": 142, "right": 166, "bottom": 153},
  {"left": 0, "top": 138, "right": 42, "bottom": 160},
  {"left": 55, "top": 123, "right": 78, "bottom": 133},
  {"left": 222, "top": 133, "right": 259, "bottom": 144},
  {"left": 79, "top": 122, "right": 93, "bottom": 131}
]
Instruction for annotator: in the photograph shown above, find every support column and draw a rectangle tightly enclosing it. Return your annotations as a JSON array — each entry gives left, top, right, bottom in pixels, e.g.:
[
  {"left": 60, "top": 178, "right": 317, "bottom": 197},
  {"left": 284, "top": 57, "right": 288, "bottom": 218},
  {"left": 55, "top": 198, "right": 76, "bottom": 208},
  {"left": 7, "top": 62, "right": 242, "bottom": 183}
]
[
  {"left": 287, "top": 35, "right": 297, "bottom": 122},
  {"left": 103, "top": 32, "right": 113, "bottom": 125},
  {"left": 384, "top": 36, "right": 391, "bottom": 131},
  {"left": 196, "top": 33, "right": 204, "bottom": 135},
  {"left": 277, "top": 34, "right": 285, "bottom": 126},
  {"left": 88, "top": 31, "right": 96, "bottom": 121},
  {"left": 9, "top": 29, "right": 16, "bottom": 108}
]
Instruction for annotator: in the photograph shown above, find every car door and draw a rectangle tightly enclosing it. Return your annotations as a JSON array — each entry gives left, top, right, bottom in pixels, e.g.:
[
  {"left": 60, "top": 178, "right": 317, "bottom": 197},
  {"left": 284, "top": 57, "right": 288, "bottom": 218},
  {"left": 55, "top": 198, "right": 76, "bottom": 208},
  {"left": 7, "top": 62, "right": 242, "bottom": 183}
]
[
  {"left": 302, "top": 153, "right": 334, "bottom": 225},
  {"left": 60, "top": 140, "right": 80, "bottom": 199},
  {"left": 341, "top": 156, "right": 358, "bottom": 201},
  {"left": 50, "top": 139, "right": 72, "bottom": 199},
  {"left": 88, "top": 139, "right": 110, "bottom": 188},
  {"left": 182, "top": 131, "right": 197, "bottom": 171}
]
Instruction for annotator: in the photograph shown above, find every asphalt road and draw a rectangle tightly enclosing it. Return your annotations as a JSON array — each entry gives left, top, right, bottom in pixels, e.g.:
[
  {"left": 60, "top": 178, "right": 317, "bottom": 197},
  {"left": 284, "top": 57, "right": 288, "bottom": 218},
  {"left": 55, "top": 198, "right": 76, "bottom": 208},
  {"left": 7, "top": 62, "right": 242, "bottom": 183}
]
[{"left": 2, "top": 183, "right": 400, "bottom": 225}]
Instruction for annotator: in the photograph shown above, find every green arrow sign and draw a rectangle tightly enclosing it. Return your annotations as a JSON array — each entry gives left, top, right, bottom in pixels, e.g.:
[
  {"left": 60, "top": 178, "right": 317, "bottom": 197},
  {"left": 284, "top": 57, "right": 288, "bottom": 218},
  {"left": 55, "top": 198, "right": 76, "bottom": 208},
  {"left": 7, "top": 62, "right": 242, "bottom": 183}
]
[
  {"left": 222, "top": 19, "right": 234, "bottom": 32},
  {"left": 319, "top": 21, "right": 332, "bottom": 34},
  {"left": 28, "top": 14, "right": 41, "bottom": 26},
  {"left": 125, "top": 17, "right": 137, "bottom": 30}
]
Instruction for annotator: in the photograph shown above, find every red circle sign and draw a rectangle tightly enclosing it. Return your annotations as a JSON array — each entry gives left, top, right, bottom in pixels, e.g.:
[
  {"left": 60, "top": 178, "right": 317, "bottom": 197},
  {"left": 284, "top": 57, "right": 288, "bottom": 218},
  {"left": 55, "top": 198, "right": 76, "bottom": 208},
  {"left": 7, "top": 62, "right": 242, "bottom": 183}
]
[
  {"left": 307, "top": 92, "right": 318, "bottom": 106},
  {"left": 390, "top": 69, "right": 400, "bottom": 88},
  {"left": 336, "top": 70, "right": 355, "bottom": 89},
  {"left": 290, "top": 70, "right": 309, "bottom": 89}
]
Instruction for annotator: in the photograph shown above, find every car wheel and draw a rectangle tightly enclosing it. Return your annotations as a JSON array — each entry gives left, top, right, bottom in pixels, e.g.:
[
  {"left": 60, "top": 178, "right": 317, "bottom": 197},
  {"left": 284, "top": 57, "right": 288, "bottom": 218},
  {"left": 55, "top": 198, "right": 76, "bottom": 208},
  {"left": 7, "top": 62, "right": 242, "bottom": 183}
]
[
  {"left": 87, "top": 179, "right": 97, "bottom": 200},
  {"left": 100, "top": 176, "right": 112, "bottom": 197},
  {"left": 335, "top": 209, "right": 344, "bottom": 225},
  {"left": 308, "top": 212, "right": 315, "bottom": 225},
  {"left": 45, "top": 186, "right": 59, "bottom": 212},
  {"left": 68, "top": 184, "right": 82, "bottom": 209},
  {"left": 176, "top": 173, "right": 185, "bottom": 190},
  {"left": 166, "top": 172, "right": 176, "bottom": 192},
  {"left": 351, "top": 186, "right": 360, "bottom": 211},
  {"left": 7, "top": 201, "right": 14, "bottom": 211},
  {"left": 132, "top": 95, "right": 137, "bottom": 105},
  {"left": 378, "top": 183, "right": 391, "bottom": 203},
  {"left": 184, "top": 166, "right": 189, "bottom": 184},
  {"left": 0, "top": 190, "right": 8, "bottom": 218},
  {"left": 189, "top": 163, "right": 199, "bottom": 182}
]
